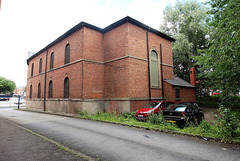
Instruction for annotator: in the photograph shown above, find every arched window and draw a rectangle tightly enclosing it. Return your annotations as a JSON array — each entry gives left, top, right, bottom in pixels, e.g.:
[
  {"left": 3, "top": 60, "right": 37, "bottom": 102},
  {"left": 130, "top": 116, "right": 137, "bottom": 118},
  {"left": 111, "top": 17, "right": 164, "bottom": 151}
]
[
  {"left": 31, "top": 63, "right": 34, "bottom": 76},
  {"left": 65, "top": 44, "right": 70, "bottom": 64},
  {"left": 64, "top": 77, "right": 69, "bottom": 98},
  {"left": 50, "top": 52, "right": 54, "bottom": 70},
  {"left": 49, "top": 81, "right": 53, "bottom": 98},
  {"left": 39, "top": 58, "right": 42, "bottom": 73},
  {"left": 150, "top": 50, "right": 159, "bottom": 87},
  {"left": 38, "top": 83, "right": 41, "bottom": 98},
  {"left": 29, "top": 85, "right": 32, "bottom": 99}
]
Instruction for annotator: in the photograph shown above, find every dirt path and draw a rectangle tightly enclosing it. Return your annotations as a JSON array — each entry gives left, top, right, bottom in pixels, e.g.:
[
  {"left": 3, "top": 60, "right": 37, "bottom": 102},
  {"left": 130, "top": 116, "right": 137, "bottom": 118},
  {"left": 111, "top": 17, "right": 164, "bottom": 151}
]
[{"left": 200, "top": 107, "right": 218, "bottom": 123}]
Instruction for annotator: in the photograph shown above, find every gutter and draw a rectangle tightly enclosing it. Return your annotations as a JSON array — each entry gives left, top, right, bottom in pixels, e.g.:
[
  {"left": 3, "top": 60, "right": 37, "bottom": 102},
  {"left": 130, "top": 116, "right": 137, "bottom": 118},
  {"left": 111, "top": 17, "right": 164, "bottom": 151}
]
[
  {"left": 146, "top": 29, "right": 151, "bottom": 101},
  {"left": 160, "top": 44, "right": 164, "bottom": 99},
  {"left": 44, "top": 49, "right": 48, "bottom": 111}
]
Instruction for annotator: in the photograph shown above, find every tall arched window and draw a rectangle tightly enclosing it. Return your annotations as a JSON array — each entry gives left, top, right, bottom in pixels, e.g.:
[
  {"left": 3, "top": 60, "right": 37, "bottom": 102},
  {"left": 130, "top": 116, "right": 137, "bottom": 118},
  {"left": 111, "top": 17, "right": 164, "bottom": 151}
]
[
  {"left": 50, "top": 52, "right": 54, "bottom": 70},
  {"left": 31, "top": 63, "right": 34, "bottom": 76},
  {"left": 49, "top": 81, "right": 53, "bottom": 98},
  {"left": 38, "top": 83, "right": 41, "bottom": 98},
  {"left": 29, "top": 85, "right": 32, "bottom": 99},
  {"left": 64, "top": 77, "right": 69, "bottom": 98},
  {"left": 39, "top": 58, "right": 42, "bottom": 73},
  {"left": 150, "top": 50, "right": 159, "bottom": 87},
  {"left": 65, "top": 44, "right": 70, "bottom": 64}
]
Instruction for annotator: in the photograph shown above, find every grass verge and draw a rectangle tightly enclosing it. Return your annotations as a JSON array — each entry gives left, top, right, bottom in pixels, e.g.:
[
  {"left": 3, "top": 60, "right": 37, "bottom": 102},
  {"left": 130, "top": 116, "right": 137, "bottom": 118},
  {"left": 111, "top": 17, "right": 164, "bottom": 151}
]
[{"left": 77, "top": 110, "right": 240, "bottom": 144}]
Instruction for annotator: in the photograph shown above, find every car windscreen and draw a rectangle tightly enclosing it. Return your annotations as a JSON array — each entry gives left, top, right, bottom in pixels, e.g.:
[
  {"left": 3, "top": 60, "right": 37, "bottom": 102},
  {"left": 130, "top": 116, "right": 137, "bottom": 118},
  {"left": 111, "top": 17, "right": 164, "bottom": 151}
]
[
  {"left": 143, "top": 102, "right": 160, "bottom": 108},
  {"left": 166, "top": 104, "right": 186, "bottom": 112}
]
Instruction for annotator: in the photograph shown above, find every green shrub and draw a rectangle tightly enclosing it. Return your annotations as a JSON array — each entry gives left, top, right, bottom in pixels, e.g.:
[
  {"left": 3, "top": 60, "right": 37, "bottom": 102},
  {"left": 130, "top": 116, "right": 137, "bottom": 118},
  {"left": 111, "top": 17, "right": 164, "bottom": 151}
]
[
  {"left": 197, "top": 95, "right": 240, "bottom": 109},
  {"left": 197, "top": 96, "right": 219, "bottom": 108},
  {"left": 183, "top": 115, "right": 199, "bottom": 128},
  {"left": 78, "top": 109, "right": 88, "bottom": 117},
  {"left": 197, "top": 120, "right": 214, "bottom": 134},
  {"left": 148, "top": 114, "right": 166, "bottom": 125},
  {"left": 215, "top": 104, "right": 239, "bottom": 141}
]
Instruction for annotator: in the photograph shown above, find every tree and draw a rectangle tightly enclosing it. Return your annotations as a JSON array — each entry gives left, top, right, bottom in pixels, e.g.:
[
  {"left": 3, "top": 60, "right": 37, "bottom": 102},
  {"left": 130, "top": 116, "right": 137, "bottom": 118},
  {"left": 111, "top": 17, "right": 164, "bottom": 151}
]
[
  {"left": 160, "top": 0, "right": 208, "bottom": 82},
  {"left": 195, "top": 0, "right": 240, "bottom": 99},
  {"left": 172, "top": 33, "right": 193, "bottom": 80},
  {"left": 0, "top": 77, "right": 16, "bottom": 94}
]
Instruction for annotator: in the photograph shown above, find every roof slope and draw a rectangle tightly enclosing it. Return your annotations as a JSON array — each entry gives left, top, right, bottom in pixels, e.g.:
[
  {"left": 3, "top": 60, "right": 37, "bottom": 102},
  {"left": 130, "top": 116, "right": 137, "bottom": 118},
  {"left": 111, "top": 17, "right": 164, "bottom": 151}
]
[
  {"left": 164, "top": 77, "right": 195, "bottom": 88},
  {"left": 27, "top": 16, "right": 175, "bottom": 65}
]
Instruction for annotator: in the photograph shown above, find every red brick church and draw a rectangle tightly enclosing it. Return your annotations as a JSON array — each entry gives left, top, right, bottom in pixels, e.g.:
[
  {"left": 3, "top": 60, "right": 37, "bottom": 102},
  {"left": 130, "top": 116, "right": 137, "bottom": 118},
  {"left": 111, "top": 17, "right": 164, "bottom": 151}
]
[{"left": 26, "top": 16, "right": 196, "bottom": 114}]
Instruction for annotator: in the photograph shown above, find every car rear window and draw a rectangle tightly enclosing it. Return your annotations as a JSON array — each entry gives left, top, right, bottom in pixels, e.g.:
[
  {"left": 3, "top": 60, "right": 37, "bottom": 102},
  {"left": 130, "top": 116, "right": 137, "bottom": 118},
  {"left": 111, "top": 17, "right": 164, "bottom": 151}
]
[
  {"left": 166, "top": 104, "right": 187, "bottom": 111},
  {"left": 143, "top": 102, "right": 160, "bottom": 108},
  {"left": 175, "top": 107, "right": 186, "bottom": 112}
]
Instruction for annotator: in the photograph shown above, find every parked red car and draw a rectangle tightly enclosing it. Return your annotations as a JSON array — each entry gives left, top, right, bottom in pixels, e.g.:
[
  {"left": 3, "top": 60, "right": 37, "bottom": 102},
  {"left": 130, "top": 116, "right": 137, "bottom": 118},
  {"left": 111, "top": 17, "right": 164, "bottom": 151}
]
[
  {"left": 135, "top": 101, "right": 175, "bottom": 121},
  {"left": 212, "top": 91, "right": 221, "bottom": 95}
]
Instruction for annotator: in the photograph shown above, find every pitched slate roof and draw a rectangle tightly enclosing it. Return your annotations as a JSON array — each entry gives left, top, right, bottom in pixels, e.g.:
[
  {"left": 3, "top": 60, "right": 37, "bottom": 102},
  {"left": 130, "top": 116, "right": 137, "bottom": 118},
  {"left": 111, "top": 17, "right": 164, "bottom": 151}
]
[
  {"left": 27, "top": 16, "right": 175, "bottom": 65},
  {"left": 164, "top": 77, "right": 195, "bottom": 88}
]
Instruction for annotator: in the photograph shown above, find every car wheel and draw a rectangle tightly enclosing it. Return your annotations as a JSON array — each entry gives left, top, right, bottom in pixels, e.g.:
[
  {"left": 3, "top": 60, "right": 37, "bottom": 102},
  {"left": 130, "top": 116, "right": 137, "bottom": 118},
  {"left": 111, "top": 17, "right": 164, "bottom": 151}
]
[{"left": 198, "top": 115, "right": 204, "bottom": 125}]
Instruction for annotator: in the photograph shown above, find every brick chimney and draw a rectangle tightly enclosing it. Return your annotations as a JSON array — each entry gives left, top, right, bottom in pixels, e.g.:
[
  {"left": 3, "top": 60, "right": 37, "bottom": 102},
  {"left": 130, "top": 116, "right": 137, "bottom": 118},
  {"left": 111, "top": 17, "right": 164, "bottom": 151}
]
[{"left": 189, "top": 67, "right": 196, "bottom": 86}]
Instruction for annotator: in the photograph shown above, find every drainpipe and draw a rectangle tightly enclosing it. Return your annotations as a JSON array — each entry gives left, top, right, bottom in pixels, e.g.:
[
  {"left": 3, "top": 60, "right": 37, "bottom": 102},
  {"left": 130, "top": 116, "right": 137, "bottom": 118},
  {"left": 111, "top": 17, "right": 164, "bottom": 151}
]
[
  {"left": 160, "top": 44, "right": 164, "bottom": 100},
  {"left": 44, "top": 49, "right": 48, "bottom": 111},
  {"left": 146, "top": 29, "right": 151, "bottom": 101}
]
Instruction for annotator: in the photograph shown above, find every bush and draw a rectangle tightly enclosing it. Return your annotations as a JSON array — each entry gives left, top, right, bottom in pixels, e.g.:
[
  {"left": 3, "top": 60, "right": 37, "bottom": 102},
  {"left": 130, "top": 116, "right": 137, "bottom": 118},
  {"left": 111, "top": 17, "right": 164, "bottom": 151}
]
[
  {"left": 197, "top": 120, "right": 214, "bottom": 134},
  {"left": 215, "top": 104, "right": 239, "bottom": 141},
  {"left": 197, "top": 96, "right": 219, "bottom": 108},
  {"left": 78, "top": 109, "right": 88, "bottom": 117},
  {"left": 148, "top": 114, "right": 166, "bottom": 125},
  {"left": 197, "top": 95, "right": 240, "bottom": 109},
  {"left": 183, "top": 115, "right": 199, "bottom": 128}
]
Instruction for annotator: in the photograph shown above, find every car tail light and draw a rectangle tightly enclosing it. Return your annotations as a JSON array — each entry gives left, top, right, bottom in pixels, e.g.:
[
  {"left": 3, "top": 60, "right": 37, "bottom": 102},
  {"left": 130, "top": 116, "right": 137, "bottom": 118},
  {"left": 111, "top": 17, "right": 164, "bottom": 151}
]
[{"left": 181, "top": 112, "right": 186, "bottom": 116}]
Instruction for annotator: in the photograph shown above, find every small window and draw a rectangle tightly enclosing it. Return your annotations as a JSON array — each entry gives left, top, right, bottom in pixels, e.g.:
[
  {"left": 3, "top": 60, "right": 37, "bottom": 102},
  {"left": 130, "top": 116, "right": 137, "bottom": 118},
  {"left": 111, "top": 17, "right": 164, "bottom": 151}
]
[
  {"left": 29, "top": 85, "right": 32, "bottom": 99},
  {"left": 49, "top": 81, "right": 53, "bottom": 98},
  {"left": 31, "top": 63, "right": 34, "bottom": 76},
  {"left": 65, "top": 44, "right": 70, "bottom": 64},
  {"left": 175, "top": 88, "right": 180, "bottom": 99},
  {"left": 39, "top": 58, "right": 42, "bottom": 73},
  {"left": 64, "top": 77, "right": 69, "bottom": 98},
  {"left": 150, "top": 51, "right": 159, "bottom": 87},
  {"left": 38, "top": 83, "right": 41, "bottom": 98},
  {"left": 50, "top": 52, "right": 54, "bottom": 69}
]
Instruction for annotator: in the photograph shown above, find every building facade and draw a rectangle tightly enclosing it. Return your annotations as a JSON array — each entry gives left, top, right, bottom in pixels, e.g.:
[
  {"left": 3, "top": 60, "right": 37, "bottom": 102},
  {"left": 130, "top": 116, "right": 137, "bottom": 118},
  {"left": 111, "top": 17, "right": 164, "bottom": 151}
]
[{"left": 26, "top": 16, "right": 196, "bottom": 114}]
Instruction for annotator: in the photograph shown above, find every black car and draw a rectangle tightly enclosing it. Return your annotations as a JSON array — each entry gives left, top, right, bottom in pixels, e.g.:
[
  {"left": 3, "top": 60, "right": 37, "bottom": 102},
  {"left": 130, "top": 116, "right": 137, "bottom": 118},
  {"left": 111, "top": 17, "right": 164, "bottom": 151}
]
[{"left": 163, "top": 102, "right": 204, "bottom": 127}]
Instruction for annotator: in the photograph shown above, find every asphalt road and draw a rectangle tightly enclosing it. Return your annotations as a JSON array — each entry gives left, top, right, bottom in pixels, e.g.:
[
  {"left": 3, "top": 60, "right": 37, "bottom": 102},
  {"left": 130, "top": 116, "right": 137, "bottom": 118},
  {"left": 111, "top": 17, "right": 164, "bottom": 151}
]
[
  {"left": 0, "top": 108, "right": 239, "bottom": 161},
  {"left": 0, "top": 115, "right": 88, "bottom": 161}
]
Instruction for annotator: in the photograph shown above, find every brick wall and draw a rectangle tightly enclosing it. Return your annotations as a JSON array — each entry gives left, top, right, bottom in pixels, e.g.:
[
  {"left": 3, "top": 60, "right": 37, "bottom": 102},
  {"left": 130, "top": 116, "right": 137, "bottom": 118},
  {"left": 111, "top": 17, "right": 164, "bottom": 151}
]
[
  {"left": 104, "top": 23, "right": 128, "bottom": 61},
  {"left": 163, "top": 81, "right": 196, "bottom": 103},
  {"left": 104, "top": 59, "right": 129, "bottom": 98},
  {"left": 176, "top": 87, "right": 196, "bottom": 103},
  {"left": 26, "top": 17, "right": 196, "bottom": 114}
]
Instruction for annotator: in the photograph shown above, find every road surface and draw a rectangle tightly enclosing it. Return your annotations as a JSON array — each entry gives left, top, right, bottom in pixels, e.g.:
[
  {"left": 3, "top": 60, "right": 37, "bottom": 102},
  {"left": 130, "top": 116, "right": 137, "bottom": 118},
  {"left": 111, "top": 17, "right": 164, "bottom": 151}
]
[
  {"left": 0, "top": 108, "right": 239, "bottom": 161},
  {"left": 0, "top": 115, "right": 88, "bottom": 161}
]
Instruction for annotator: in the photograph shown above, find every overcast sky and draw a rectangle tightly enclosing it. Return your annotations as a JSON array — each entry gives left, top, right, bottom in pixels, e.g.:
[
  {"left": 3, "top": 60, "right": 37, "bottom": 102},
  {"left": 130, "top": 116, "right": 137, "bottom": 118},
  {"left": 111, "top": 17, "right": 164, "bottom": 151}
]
[{"left": 0, "top": 0, "right": 205, "bottom": 88}]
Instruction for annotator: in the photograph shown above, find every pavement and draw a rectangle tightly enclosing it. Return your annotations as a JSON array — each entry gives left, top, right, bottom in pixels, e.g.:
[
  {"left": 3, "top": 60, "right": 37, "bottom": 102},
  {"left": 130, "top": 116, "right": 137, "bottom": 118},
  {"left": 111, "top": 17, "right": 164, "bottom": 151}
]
[{"left": 0, "top": 111, "right": 90, "bottom": 161}]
